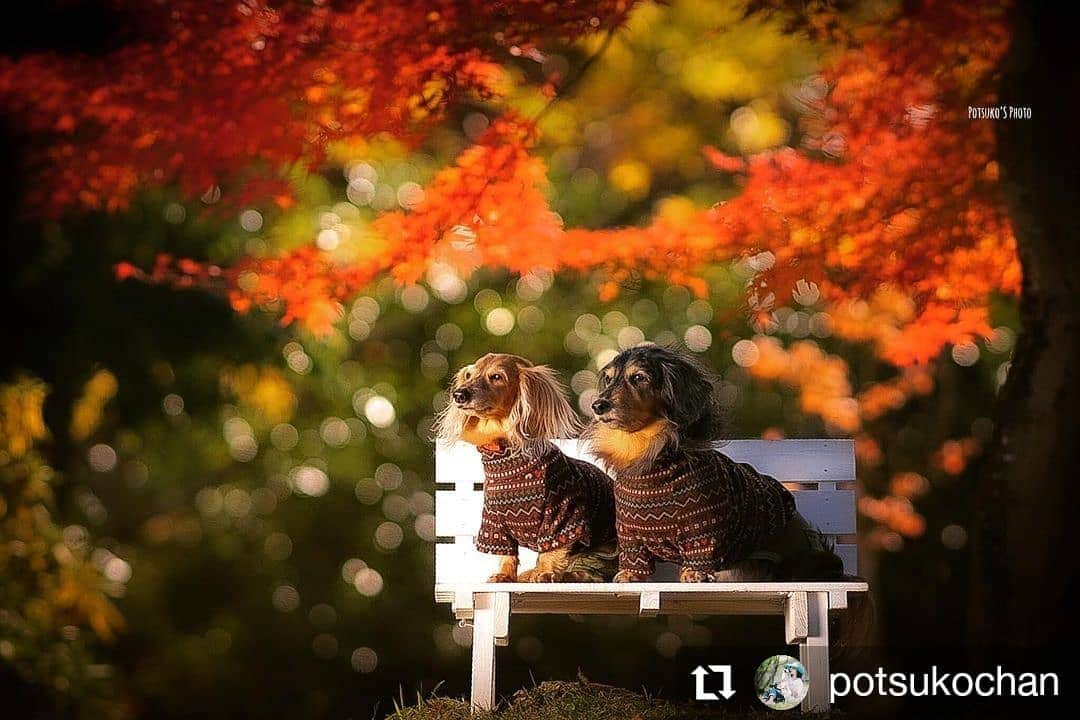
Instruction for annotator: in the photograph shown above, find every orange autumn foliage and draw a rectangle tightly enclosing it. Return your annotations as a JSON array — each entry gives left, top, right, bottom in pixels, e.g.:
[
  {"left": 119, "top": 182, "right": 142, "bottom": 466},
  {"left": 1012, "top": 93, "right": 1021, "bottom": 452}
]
[
  {"left": 222, "top": 114, "right": 555, "bottom": 334},
  {"left": 3, "top": 2, "right": 1019, "bottom": 369},
  {"left": 0, "top": 2, "right": 1022, "bottom": 553},
  {"left": 858, "top": 470, "right": 931, "bottom": 541},
  {"left": 860, "top": 494, "right": 926, "bottom": 539},
  {"left": 744, "top": 336, "right": 860, "bottom": 432},
  {"left": 371, "top": 115, "right": 560, "bottom": 285},
  {"left": 731, "top": 332, "right": 936, "bottom": 442},
  {"left": 856, "top": 365, "right": 935, "bottom": 422},
  {"left": 0, "top": 0, "right": 632, "bottom": 216},
  {"left": 933, "top": 437, "right": 982, "bottom": 476},
  {"left": 209, "top": 1, "right": 1017, "bottom": 367}
]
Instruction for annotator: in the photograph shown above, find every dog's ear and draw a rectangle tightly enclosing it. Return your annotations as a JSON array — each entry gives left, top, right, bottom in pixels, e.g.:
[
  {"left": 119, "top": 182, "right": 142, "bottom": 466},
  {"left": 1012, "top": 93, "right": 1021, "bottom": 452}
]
[
  {"left": 659, "top": 351, "right": 723, "bottom": 444},
  {"left": 511, "top": 365, "right": 582, "bottom": 443},
  {"left": 432, "top": 366, "right": 469, "bottom": 444}
]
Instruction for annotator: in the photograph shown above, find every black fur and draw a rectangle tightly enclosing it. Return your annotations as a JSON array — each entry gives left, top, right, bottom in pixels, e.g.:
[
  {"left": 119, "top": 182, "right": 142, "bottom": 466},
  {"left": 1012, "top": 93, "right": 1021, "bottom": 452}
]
[
  {"left": 593, "top": 344, "right": 726, "bottom": 447},
  {"left": 653, "top": 347, "right": 726, "bottom": 446}
]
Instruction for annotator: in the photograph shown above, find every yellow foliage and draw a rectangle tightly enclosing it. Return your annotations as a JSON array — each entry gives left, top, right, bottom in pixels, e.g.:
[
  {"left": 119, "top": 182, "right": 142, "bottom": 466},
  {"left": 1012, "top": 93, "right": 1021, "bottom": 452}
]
[
  {"left": 683, "top": 56, "right": 763, "bottom": 99},
  {"left": 2, "top": 378, "right": 126, "bottom": 646},
  {"left": 521, "top": 0, "right": 820, "bottom": 184},
  {"left": 51, "top": 562, "right": 125, "bottom": 643},
  {"left": 70, "top": 369, "right": 118, "bottom": 442},
  {"left": 638, "top": 124, "right": 699, "bottom": 169},
  {"left": 407, "top": 78, "right": 448, "bottom": 121},
  {"left": 324, "top": 136, "right": 370, "bottom": 166},
  {"left": 726, "top": 101, "right": 791, "bottom": 154},
  {"left": 670, "top": 2, "right": 815, "bottom": 102},
  {"left": 220, "top": 365, "right": 297, "bottom": 425},
  {"left": 0, "top": 376, "right": 49, "bottom": 458},
  {"left": 608, "top": 160, "right": 652, "bottom": 198},
  {"left": 656, "top": 196, "right": 698, "bottom": 223},
  {"left": 536, "top": 106, "right": 577, "bottom": 144}
]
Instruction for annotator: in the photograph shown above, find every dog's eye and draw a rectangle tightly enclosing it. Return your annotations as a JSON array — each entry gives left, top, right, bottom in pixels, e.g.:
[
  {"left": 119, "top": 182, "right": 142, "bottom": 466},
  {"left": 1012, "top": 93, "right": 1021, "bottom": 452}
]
[
  {"left": 630, "top": 372, "right": 647, "bottom": 384},
  {"left": 489, "top": 373, "right": 503, "bottom": 382}
]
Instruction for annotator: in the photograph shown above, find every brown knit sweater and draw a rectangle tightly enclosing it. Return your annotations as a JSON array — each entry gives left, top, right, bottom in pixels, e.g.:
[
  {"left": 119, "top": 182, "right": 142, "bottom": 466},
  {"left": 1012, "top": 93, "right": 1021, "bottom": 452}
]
[
  {"left": 476, "top": 442, "right": 616, "bottom": 555},
  {"left": 614, "top": 449, "right": 796, "bottom": 577}
]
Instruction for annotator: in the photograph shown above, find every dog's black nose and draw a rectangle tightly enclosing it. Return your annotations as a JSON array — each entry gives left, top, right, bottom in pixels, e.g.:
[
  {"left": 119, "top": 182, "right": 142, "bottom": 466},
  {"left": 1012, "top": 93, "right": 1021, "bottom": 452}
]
[
  {"left": 452, "top": 388, "right": 471, "bottom": 404},
  {"left": 591, "top": 398, "right": 613, "bottom": 415}
]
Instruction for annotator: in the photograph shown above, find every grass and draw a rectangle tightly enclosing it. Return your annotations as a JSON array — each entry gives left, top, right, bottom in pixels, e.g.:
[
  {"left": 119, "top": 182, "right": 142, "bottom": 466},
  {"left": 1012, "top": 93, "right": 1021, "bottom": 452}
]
[{"left": 387, "top": 677, "right": 837, "bottom": 720}]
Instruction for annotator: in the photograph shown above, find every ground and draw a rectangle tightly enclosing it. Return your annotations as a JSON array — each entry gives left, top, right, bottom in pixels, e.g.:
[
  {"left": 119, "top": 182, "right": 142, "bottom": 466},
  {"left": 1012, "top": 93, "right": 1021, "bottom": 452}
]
[{"left": 388, "top": 679, "right": 837, "bottom": 720}]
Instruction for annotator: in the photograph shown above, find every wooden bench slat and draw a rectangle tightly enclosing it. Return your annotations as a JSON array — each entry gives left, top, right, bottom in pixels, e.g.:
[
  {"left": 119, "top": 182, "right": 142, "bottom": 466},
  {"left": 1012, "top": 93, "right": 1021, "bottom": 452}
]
[
  {"left": 435, "top": 441, "right": 484, "bottom": 490},
  {"left": 717, "top": 439, "right": 855, "bottom": 481},
  {"left": 436, "top": 488, "right": 857, "bottom": 536},
  {"left": 435, "top": 580, "right": 869, "bottom": 607},
  {"left": 436, "top": 541, "right": 860, "bottom": 583},
  {"left": 436, "top": 439, "right": 855, "bottom": 485},
  {"left": 437, "top": 542, "right": 526, "bottom": 585},
  {"left": 437, "top": 580, "right": 870, "bottom": 593},
  {"left": 790, "top": 490, "right": 856, "bottom": 534}
]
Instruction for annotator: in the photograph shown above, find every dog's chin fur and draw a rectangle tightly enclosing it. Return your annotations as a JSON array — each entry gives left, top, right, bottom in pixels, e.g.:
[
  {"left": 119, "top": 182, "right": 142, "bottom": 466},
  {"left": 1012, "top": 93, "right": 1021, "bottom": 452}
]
[
  {"left": 458, "top": 415, "right": 512, "bottom": 447},
  {"left": 583, "top": 419, "right": 677, "bottom": 477},
  {"left": 452, "top": 414, "right": 551, "bottom": 457}
]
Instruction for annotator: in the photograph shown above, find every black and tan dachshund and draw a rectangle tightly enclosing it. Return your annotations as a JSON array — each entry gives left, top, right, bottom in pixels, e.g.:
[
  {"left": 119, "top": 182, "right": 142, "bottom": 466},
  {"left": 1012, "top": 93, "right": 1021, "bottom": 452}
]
[{"left": 584, "top": 344, "right": 845, "bottom": 583}]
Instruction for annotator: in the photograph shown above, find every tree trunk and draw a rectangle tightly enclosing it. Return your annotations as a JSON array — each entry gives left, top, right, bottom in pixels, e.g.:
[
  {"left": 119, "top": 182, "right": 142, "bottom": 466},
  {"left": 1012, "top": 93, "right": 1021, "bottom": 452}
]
[{"left": 968, "top": 0, "right": 1080, "bottom": 647}]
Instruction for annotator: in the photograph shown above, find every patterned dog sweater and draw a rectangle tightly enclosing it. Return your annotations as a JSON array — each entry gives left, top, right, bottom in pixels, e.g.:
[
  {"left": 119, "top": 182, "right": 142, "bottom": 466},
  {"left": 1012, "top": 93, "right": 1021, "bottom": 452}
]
[
  {"left": 476, "top": 442, "right": 616, "bottom": 556},
  {"left": 614, "top": 449, "right": 796, "bottom": 577}
]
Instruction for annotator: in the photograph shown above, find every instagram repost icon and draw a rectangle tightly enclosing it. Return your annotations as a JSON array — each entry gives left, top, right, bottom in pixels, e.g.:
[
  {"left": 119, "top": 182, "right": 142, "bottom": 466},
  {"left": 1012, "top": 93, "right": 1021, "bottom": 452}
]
[{"left": 754, "top": 655, "right": 808, "bottom": 710}]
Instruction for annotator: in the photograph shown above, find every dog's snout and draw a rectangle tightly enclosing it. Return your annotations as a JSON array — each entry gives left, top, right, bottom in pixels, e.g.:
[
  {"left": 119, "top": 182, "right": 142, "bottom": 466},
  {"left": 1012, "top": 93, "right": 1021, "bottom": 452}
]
[
  {"left": 452, "top": 388, "right": 472, "bottom": 404},
  {"left": 591, "top": 397, "right": 613, "bottom": 416}
]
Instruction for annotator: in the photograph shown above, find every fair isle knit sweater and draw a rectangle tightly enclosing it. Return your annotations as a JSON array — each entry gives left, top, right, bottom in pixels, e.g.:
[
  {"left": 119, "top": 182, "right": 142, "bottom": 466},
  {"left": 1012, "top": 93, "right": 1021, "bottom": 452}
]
[
  {"left": 614, "top": 449, "right": 796, "bottom": 577},
  {"left": 476, "top": 442, "right": 616, "bottom": 556}
]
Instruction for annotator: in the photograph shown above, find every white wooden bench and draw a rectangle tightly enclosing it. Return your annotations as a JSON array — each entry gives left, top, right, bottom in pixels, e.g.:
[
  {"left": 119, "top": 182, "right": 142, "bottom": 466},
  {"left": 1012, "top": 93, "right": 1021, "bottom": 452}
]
[{"left": 435, "top": 439, "right": 868, "bottom": 712}]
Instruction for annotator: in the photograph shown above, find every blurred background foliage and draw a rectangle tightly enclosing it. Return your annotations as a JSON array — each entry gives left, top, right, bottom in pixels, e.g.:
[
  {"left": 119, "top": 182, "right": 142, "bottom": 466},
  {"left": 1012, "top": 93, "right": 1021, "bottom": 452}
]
[
  {"left": 518, "top": 0, "right": 820, "bottom": 226},
  {"left": 1, "top": 0, "right": 1015, "bottom": 718}
]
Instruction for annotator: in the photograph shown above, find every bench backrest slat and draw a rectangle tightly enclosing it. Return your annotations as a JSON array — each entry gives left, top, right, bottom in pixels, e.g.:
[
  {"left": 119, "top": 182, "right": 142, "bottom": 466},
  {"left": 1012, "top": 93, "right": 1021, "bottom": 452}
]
[
  {"left": 436, "top": 488, "right": 856, "bottom": 536},
  {"left": 434, "top": 439, "right": 858, "bottom": 587}
]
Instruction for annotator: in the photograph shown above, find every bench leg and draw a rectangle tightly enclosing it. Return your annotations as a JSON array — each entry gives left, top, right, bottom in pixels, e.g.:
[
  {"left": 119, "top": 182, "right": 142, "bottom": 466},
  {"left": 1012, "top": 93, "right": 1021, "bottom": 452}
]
[
  {"left": 470, "top": 592, "right": 509, "bottom": 712},
  {"left": 799, "top": 590, "right": 830, "bottom": 712}
]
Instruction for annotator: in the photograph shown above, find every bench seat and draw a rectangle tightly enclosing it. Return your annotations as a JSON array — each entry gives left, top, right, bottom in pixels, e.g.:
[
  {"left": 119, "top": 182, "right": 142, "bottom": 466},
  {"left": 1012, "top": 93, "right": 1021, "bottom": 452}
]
[{"left": 441, "top": 580, "right": 868, "bottom": 616}]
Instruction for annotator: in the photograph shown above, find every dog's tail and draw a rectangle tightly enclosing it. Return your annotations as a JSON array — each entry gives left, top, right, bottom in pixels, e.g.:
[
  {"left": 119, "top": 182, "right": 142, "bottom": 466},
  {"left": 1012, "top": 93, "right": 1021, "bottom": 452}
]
[
  {"left": 829, "top": 575, "right": 877, "bottom": 661},
  {"left": 789, "top": 537, "right": 876, "bottom": 657}
]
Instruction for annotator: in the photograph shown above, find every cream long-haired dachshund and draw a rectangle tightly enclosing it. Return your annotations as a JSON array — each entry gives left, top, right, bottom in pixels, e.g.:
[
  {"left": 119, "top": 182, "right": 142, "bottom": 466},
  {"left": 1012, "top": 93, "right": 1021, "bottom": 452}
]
[{"left": 434, "top": 353, "right": 617, "bottom": 583}]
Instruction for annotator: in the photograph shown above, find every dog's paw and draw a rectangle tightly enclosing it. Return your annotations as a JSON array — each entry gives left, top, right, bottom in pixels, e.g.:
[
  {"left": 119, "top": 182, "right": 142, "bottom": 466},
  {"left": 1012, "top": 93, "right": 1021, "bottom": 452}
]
[
  {"left": 516, "top": 568, "right": 536, "bottom": 582},
  {"left": 679, "top": 568, "right": 715, "bottom": 583},
  {"left": 487, "top": 573, "right": 517, "bottom": 583},
  {"left": 531, "top": 571, "right": 558, "bottom": 583},
  {"left": 613, "top": 570, "right": 645, "bottom": 583}
]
